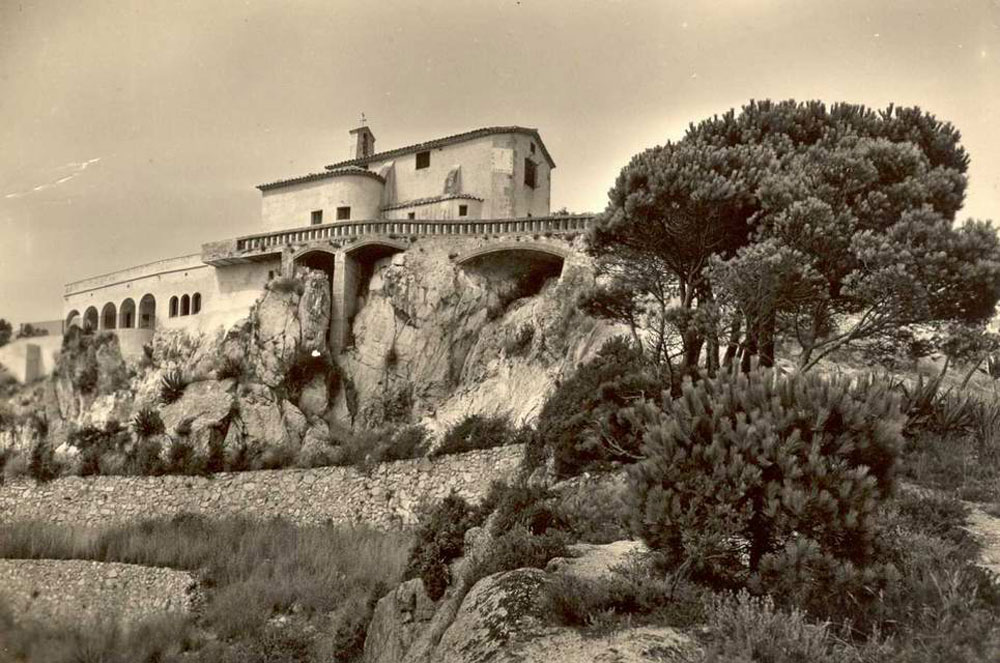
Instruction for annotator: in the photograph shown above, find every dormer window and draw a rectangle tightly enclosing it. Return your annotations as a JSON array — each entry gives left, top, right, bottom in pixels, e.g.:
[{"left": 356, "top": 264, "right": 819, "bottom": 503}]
[
  {"left": 415, "top": 151, "right": 430, "bottom": 170},
  {"left": 311, "top": 210, "right": 323, "bottom": 225}
]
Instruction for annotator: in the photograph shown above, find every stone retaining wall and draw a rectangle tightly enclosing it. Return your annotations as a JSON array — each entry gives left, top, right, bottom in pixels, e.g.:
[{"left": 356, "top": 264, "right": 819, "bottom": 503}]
[
  {"left": 0, "top": 445, "right": 524, "bottom": 528},
  {"left": 0, "top": 560, "right": 198, "bottom": 629}
]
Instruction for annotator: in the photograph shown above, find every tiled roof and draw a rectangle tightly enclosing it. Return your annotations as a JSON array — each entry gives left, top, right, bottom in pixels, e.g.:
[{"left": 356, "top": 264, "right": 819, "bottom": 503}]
[
  {"left": 381, "top": 193, "right": 484, "bottom": 212},
  {"left": 257, "top": 167, "right": 385, "bottom": 192},
  {"left": 325, "top": 126, "right": 557, "bottom": 170}
]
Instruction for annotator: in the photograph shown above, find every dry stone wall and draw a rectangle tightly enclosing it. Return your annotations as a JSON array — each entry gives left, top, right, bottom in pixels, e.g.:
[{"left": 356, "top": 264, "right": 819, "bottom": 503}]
[
  {"left": 0, "top": 445, "right": 524, "bottom": 529},
  {"left": 0, "top": 560, "right": 198, "bottom": 630}
]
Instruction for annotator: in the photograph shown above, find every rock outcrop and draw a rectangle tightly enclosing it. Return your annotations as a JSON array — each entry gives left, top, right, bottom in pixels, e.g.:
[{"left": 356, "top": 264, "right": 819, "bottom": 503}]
[
  {"left": 341, "top": 243, "right": 620, "bottom": 433},
  {"left": 363, "top": 540, "right": 697, "bottom": 663}
]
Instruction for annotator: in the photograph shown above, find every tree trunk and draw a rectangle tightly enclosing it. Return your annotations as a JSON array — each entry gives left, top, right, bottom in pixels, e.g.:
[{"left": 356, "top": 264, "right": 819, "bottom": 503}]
[{"left": 723, "top": 319, "right": 742, "bottom": 369}]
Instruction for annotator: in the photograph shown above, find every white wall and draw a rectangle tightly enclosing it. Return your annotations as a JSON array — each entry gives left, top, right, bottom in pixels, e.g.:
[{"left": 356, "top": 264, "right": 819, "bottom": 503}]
[{"left": 261, "top": 174, "right": 384, "bottom": 232}]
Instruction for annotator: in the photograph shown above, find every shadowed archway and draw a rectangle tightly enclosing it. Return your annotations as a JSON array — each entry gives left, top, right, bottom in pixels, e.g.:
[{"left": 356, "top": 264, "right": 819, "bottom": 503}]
[
  {"left": 101, "top": 302, "right": 117, "bottom": 330},
  {"left": 139, "top": 294, "right": 156, "bottom": 329},
  {"left": 83, "top": 307, "right": 99, "bottom": 331},
  {"left": 119, "top": 298, "right": 136, "bottom": 328}
]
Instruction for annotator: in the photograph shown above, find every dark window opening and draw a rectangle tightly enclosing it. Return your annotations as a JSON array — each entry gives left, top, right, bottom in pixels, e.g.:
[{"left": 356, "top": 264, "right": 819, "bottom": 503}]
[
  {"left": 524, "top": 158, "right": 537, "bottom": 189},
  {"left": 169, "top": 296, "right": 179, "bottom": 318},
  {"left": 268, "top": 270, "right": 275, "bottom": 280},
  {"left": 311, "top": 210, "right": 323, "bottom": 225},
  {"left": 337, "top": 206, "right": 351, "bottom": 220},
  {"left": 458, "top": 204, "right": 468, "bottom": 217},
  {"left": 415, "top": 151, "right": 430, "bottom": 169},
  {"left": 530, "top": 142, "right": 536, "bottom": 154},
  {"left": 192, "top": 293, "right": 202, "bottom": 314},
  {"left": 181, "top": 294, "right": 190, "bottom": 316},
  {"left": 407, "top": 212, "right": 416, "bottom": 219}
]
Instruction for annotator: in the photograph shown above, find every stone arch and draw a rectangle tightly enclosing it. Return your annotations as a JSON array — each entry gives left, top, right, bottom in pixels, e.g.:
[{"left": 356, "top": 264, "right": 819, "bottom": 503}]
[
  {"left": 181, "top": 295, "right": 190, "bottom": 316},
  {"left": 101, "top": 302, "right": 117, "bottom": 330},
  {"left": 453, "top": 241, "right": 570, "bottom": 266},
  {"left": 293, "top": 249, "right": 337, "bottom": 348},
  {"left": 343, "top": 239, "right": 408, "bottom": 341},
  {"left": 119, "top": 298, "right": 136, "bottom": 328},
  {"left": 456, "top": 242, "right": 568, "bottom": 311},
  {"left": 344, "top": 237, "right": 409, "bottom": 258},
  {"left": 65, "top": 310, "right": 81, "bottom": 331},
  {"left": 192, "top": 293, "right": 202, "bottom": 314},
  {"left": 139, "top": 294, "right": 156, "bottom": 329},
  {"left": 83, "top": 307, "right": 99, "bottom": 331}
]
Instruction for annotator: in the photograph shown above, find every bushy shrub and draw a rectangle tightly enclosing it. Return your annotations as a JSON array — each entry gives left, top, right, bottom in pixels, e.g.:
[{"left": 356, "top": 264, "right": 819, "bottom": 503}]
[
  {"left": 432, "top": 414, "right": 528, "bottom": 458},
  {"left": 704, "top": 591, "right": 845, "bottom": 663},
  {"left": 216, "top": 355, "right": 246, "bottom": 381},
  {"left": 159, "top": 368, "right": 187, "bottom": 404},
  {"left": 71, "top": 420, "right": 130, "bottom": 476},
  {"left": 625, "top": 366, "right": 904, "bottom": 591},
  {"left": 467, "top": 527, "right": 569, "bottom": 584},
  {"left": 281, "top": 349, "right": 340, "bottom": 403},
  {"left": 488, "top": 481, "right": 563, "bottom": 537},
  {"left": 404, "top": 493, "right": 479, "bottom": 600},
  {"left": 163, "top": 439, "right": 203, "bottom": 475},
  {"left": 551, "top": 477, "right": 631, "bottom": 544},
  {"left": 541, "top": 559, "right": 705, "bottom": 629},
  {"left": 27, "top": 440, "right": 60, "bottom": 482},
  {"left": 534, "top": 335, "right": 670, "bottom": 477},
  {"left": 268, "top": 275, "right": 304, "bottom": 295},
  {"left": 126, "top": 438, "right": 164, "bottom": 476},
  {"left": 131, "top": 406, "right": 165, "bottom": 439}
]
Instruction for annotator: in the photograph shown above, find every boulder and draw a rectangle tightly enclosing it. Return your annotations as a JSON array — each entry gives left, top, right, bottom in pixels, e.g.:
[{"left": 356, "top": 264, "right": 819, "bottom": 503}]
[
  {"left": 433, "top": 568, "right": 549, "bottom": 662},
  {"left": 298, "top": 374, "right": 329, "bottom": 418},
  {"left": 237, "top": 383, "right": 290, "bottom": 447},
  {"left": 160, "top": 379, "right": 235, "bottom": 436},
  {"left": 363, "top": 578, "right": 437, "bottom": 663},
  {"left": 281, "top": 400, "right": 308, "bottom": 446},
  {"left": 250, "top": 287, "right": 302, "bottom": 387}
]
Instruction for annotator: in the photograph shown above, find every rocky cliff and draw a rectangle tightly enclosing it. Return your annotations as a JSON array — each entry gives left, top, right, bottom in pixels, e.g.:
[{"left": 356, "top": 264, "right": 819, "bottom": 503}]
[{"left": 2, "top": 242, "right": 620, "bottom": 470}]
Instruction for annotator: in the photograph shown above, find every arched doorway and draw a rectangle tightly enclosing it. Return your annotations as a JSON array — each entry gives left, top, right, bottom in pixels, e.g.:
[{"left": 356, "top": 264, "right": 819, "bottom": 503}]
[
  {"left": 101, "top": 302, "right": 117, "bottom": 330},
  {"left": 119, "top": 298, "right": 136, "bottom": 328},
  {"left": 83, "top": 307, "right": 99, "bottom": 331},
  {"left": 65, "top": 310, "right": 81, "bottom": 331},
  {"left": 139, "top": 294, "right": 156, "bottom": 329}
]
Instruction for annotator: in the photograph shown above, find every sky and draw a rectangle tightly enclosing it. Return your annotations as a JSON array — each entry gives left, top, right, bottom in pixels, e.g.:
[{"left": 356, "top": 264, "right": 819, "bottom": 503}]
[{"left": 1, "top": 0, "right": 998, "bottom": 324}]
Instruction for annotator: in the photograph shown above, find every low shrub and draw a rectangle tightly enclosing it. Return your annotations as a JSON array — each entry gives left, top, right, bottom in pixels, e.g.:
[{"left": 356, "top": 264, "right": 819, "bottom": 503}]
[
  {"left": 488, "top": 481, "right": 563, "bottom": 537},
  {"left": 534, "top": 335, "right": 670, "bottom": 477},
  {"left": 159, "top": 368, "right": 187, "bottom": 405},
  {"left": 27, "top": 439, "right": 60, "bottom": 482},
  {"left": 467, "top": 527, "right": 569, "bottom": 583},
  {"left": 432, "top": 414, "right": 528, "bottom": 458},
  {"left": 404, "top": 493, "right": 479, "bottom": 600},
  {"left": 216, "top": 355, "right": 246, "bottom": 381},
  {"left": 125, "top": 437, "right": 164, "bottom": 476},
  {"left": 703, "top": 591, "right": 846, "bottom": 663},
  {"left": 268, "top": 276, "right": 305, "bottom": 296},
  {"left": 71, "top": 420, "right": 131, "bottom": 477},
  {"left": 541, "top": 559, "right": 705, "bottom": 629},
  {"left": 551, "top": 477, "right": 631, "bottom": 544},
  {"left": 131, "top": 406, "right": 165, "bottom": 439},
  {"left": 164, "top": 439, "right": 204, "bottom": 476}
]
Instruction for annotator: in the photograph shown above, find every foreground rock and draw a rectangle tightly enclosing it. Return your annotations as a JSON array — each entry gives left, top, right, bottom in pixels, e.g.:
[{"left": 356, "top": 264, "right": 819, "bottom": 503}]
[
  {"left": 0, "top": 559, "right": 199, "bottom": 630},
  {"left": 364, "top": 540, "right": 698, "bottom": 663}
]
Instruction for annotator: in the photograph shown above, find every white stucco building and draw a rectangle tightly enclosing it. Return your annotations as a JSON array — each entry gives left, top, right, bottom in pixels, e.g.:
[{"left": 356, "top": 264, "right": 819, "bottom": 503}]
[{"left": 53, "top": 123, "right": 579, "bottom": 364}]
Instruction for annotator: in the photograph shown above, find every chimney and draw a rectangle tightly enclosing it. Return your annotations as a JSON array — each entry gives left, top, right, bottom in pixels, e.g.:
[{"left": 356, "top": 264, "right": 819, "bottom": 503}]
[{"left": 349, "top": 125, "right": 375, "bottom": 160}]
